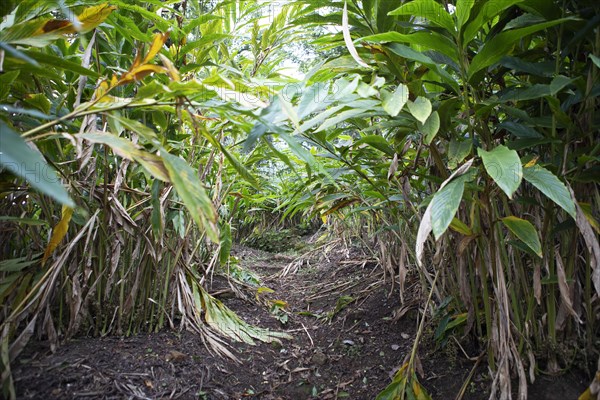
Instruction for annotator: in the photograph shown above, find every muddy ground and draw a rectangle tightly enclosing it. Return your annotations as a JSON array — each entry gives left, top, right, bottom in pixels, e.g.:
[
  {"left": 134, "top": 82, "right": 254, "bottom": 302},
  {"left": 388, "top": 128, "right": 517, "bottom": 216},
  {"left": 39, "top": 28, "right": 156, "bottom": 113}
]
[{"left": 13, "top": 243, "right": 589, "bottom": 399}]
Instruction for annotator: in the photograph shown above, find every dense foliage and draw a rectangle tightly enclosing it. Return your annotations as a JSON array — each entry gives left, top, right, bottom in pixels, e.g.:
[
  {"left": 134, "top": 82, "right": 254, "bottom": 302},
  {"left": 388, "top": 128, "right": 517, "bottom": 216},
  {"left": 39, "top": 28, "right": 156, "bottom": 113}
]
[{"left": 1, "top": 1, "right": 599, "bottom": 399}]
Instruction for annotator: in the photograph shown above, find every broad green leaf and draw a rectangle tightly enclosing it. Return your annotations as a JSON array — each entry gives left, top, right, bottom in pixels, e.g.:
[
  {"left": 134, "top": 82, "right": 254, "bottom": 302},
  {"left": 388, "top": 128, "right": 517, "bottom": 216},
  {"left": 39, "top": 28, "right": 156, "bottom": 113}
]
[
  {"left": 468, "top": 18, "right": 572, "bottom": 81},
  {"left": 478, "top": 145, "right": 522, "bottom": 198},
  {"left": 523, "top": 164, "right": 576, "bottom": 218},
  {"left": 498, "top": 121, "right": 543, "bottom": 138},
  {"left": 590, "top": 54, "right": 600, "bottom": 69},
  {"left": 448, "top": 139, "right": 472, "bottom": 169},
  {"left": 389, "top": 0, "right": 455, "bottom": 34},
  {"left": 315, "top": 108, "right": 369, "bottom": 132},
  {"left": 109, "top": 115, "right": 158, "bottom": 142},
  {"left": 407, "top": 97, "right": 432, "bottom": 124},
  {"left": 363, "top": 31, "right": 457, "bottom": 61},
  {"left": 219, "top": 222, "right": 232, "bottom": 266},
  {"left": 23, "top": 50, "right": 101, "bottom": 78},
  {"left": 78, "top": 132, "right": 169, "bottom": 182},
  {"left": 375, "top": 380, "right": 403, "bottom": 400},
  {"left": 0, "top": 255, "right": 41, "bottom": 272},
  {"left": 449, "top": 217, "right": 472, "bottom": 236},
  {"left": 456, "top": 0, "right": 475, "bottom": 29},
  {"left": 333, "top": 76, "right": 360, "bottom": 101},
  {"left": 0, "top": 43, "right": 39, "bottom": 68},
  {"left": 219, "top": 144, "right": 260, "bottom": 189},
  {"left": 150, "top": 180, "right": 164, "bottom": 240},
  {"left": 0, "top": 216, "right": 48, "bottom": 226},
  {"left": 499, "top": 56, "right": 554, "bottom": 77},
  {"left": 298, "top": 83, "right": 330, "bottom": 119},
  {"left": 420, "top": 111, "right": 440, "bottom": 144},
  {"left": 0, "top": 121, "right": 74, "bottom": 207},
  {"left": 502, "top": 216, "right": 542, "bottom": 257},
  {"left": 278, "top": 132, "right": 319, "bottom": 170},
  {"left": 161, "top": 151, "right": 219, "bottom": 243},
  {"left": 499, "top": 76, "right": 575, "bottom": 102},
  {"left": 416, "top": 159, "right": 474, "bottom": 266},
  {"left": 382, "top": 84, "right": 409, "bottom": 117},
  {"left": 387, "top": 43, "right": 459, "bottom": 92},
  {"left": 279, "top": 95, "right": 300, "bottom": 131},
  {"left": 23, "top": 93, "right": 51, "bottom": 114},
  {"left": 463, "top": 0, "right": 524, "bottom": 44},
  {"left": 354, "top": 135, "right": 395, "bottom": 157},
  {"left": 431, "top": 173, "right": 471, "bottom": 240}
]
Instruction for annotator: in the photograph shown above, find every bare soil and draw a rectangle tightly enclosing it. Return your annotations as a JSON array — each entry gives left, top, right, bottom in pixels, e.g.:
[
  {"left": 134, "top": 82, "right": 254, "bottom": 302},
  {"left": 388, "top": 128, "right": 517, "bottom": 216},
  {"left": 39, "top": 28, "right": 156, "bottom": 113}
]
[{"left": 13, "top": 244, "right": 590, "bottom": 399}]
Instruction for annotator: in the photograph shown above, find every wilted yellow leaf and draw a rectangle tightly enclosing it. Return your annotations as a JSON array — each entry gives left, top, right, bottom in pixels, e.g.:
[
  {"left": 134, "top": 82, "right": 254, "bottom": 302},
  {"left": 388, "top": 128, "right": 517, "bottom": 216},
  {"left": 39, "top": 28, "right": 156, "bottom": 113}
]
[
  {"left": 143, "top": 31, "right": 171, "bottom": 64},
  {"left": 270, "top": 299, "right": 288, "bottom": 308},
  {"left": 524, "top": 156, "right": 539, "bottom": 168},
  {"left": 77, "top": 4, "right": 117, "bottom": 33},
  {"left": 118, "top": 64, "right": 167, "bottom": 85},
  {"left": 42, "top": 206, "right": 73, "bottom": 266},
  {"left": 34, "top": 3, "right": 116, "bottom": 36}
]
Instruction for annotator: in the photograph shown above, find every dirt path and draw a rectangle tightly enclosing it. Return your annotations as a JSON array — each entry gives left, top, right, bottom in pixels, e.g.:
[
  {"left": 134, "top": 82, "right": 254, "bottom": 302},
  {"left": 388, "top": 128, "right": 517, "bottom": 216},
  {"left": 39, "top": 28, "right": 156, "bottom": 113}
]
[{"left": 13, "top": 245, "right": 588, "bottom": 399}]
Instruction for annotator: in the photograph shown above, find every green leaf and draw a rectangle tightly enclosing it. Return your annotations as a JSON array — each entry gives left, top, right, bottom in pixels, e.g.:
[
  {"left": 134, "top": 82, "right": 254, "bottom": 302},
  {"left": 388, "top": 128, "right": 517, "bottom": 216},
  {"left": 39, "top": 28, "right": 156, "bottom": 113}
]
[
  {"left": 420, "top": 111, "right": 440, "bottom": 144},
  {"left": 0, "top": 216, "right": 48, "bottom": 226},
  {"left": 468, "top": 18, "right": 572, "bottom": 81},
  {"left": 298, "top": 82, "right": 330, "bottom": 119},
  {"left": 463, "top": 0, "right": 524, "bottom": 44},
  {"left": 590, "top": 54, "right": 600, "bottom": 69},
  {"left": 354, "top": 135, "right": 395, "bottom": 157},
  {"left": 0, "top": 255, "right": 41, "bottom": 272},
  {"left": 431, "top": 173, "right": 471, "bottom": 239},
  {"left": 0, "top": 70, "right": 20, "bottom": 101},
  {"left": 161, "top": 151, "right": 219, "bottom": 243},
  {"left": 0, "top": 121, "right": 74, "bottom": 207},
  {"left": 478, "top": 145, "right": 522, "bottom": 198},
  {"left": 382, "top": 84, "right": 409, "bottom": 117},
  {"left": 315, "top": 108, "right": 370, "bottom": 132},
  {"left": 498, "top": 121, "right": 543, "bottom": 138},
  {"left": 219, "top": 222, "right": 232, "bottom": 266},
  {"left": 23, "top": 50, "right": 101, "bottom": 78},
  {"left": 78, "top": 132, "right": 169, "bottom": 182},
  {"left": 407, "top": 97, "right": 432, "bottom": 124},
  {"left": 0, "top": 42, "right": 39, "bottom": 67},
  {"left": 456, "top": 0, "right": 475, "bottom": 29},
  {"left": 448, "top": 139, "right": 472, "bottom": 169},
  {"left": 279, "top": 94, "right": 300, "bottom": 131},
  {"left": 108, "top": 114, "right": 158, "bottom": 142},
  {"left": 389, "top": 0, "right": 455, "bottom": 34},
  {"left": 363, "top": 31, "right": 457, "bottom": 61},
  {"left": 386, "top": 43, "right": 459, "bottom": 92},
  {"left": 219, "top": 144, "right": 260, "bottom": 189},
  {"left": 502, "top": 216, "right": 542, "bottom": 257},
  {"left": 523, "top": 164, "right": 576, "bottom": 218},
  {"left": 23, "top": 93, "right": 51, "bottom": 114},
  {"left": 375, "top": 380, "right": 403, "bottom": 400},
  {"left": 150, "top": 180, "right": 163, "bottom": 240}
]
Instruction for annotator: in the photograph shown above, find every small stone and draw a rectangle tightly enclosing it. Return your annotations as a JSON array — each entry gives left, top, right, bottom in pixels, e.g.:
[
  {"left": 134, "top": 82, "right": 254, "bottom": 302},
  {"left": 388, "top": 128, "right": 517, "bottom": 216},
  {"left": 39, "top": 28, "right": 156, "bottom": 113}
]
[
  {"left": 391, "top": 344, "right": 400, "bottom": 351},
  {"left": 165, "top": 350, "right": 186, "bottom": 363},
  {"left": 343, "top": 339, "right": 355, "bottom": 346},
  {"left": 401, "top": 333, "right": 410, "bottom": 339},
  {"left": 311, "top": 351, "right": 327, "bottom": 366}
]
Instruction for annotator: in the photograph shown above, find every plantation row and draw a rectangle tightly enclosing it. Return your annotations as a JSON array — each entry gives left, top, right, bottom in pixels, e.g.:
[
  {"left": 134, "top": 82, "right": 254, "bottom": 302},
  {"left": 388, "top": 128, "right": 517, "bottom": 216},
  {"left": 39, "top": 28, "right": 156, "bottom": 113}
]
[{"left": 0, "top": 1, "right": 599, "bottom": 399}]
